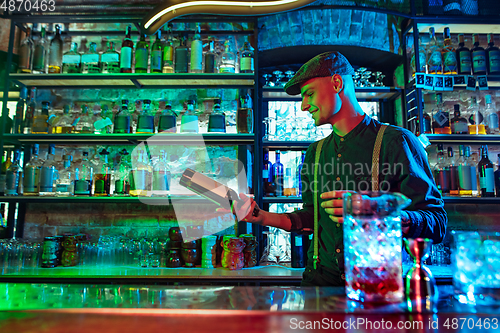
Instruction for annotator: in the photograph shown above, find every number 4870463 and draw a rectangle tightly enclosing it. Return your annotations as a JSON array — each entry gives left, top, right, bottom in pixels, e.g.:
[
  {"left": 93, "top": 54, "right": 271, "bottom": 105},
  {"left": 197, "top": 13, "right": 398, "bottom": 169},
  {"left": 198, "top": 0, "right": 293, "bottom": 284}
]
[{"left": 1, "top": 0, "right": 56, "bottom": 12}]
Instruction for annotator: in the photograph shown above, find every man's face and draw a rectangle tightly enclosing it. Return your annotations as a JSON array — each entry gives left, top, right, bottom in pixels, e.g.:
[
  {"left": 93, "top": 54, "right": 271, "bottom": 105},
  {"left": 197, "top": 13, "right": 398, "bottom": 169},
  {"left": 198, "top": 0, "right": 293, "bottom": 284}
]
[{"left": 299, "top": 76, "right": 341, "bottom": 127}]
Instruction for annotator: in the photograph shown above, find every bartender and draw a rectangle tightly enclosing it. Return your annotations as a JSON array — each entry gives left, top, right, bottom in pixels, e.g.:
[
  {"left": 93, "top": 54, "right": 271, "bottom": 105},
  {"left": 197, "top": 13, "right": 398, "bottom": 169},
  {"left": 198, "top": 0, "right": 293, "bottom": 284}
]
[{"left": 226, "top": 51, "right": 447, "bottom": 286}]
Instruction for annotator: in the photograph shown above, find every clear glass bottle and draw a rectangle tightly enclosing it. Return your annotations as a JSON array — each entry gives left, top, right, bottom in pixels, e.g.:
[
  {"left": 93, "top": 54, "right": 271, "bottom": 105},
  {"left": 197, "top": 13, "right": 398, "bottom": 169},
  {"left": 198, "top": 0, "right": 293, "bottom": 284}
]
[
  {"left": 190, "top": 23, "right": 203, "bottom": 73},
  {"left": 130, "top": 149, "right": 152, "bottom": 197},
  {"left": 432, "top": 93, "right": 450, "bottom": 134},
  {"left": 297, "top": 150, "right": 306, "bottom": 196},
  {"left": 120, "top": 25, "right": 134, "bottom": 73},
  {"left": 487, "top": 33, "right": 500, "bottom": 75},
  {"left": 93, "top": 149, "right": 111, "bottom": 197},
  {"left": 56, "top": 155, "right": 74, "bottom": 196},
  {"left": 427, "top": 27, "right": 442, "bottom": 74},
  {"left": 450, "top": 104, "right": 468, "bottom": 134},
  {"left": 150, "top": 31, "right": 163, "bottom": 73},
  {"left": 101, "top": 41, "right": 120, "bottom": 73},
  {"left": 32, "top": 26, "right": 48, "bottom": 74},
  {"left": 81, "top": 42, "right": 101, "bottom": 73},
  {"left": 484, "top": 94, "right": 500, "bottom": 134},
  {"left": 174, "top": 35, "right": 189, "bottom": 73},
  {"left": 162, "top": 25, "right": 175, "bottom": 73},
  {"left": 52, "top": 104, "right": 74, "bottom": 134},
  {"left": 472, "top": 33, "right": 487, "bottom": 75},
  {"left": 74, "top": 151, "right": 93, "bottom": 196},
  {"left": 263, "top": 149, "right": 274, "bottom": 197},
  {"left": 73, "top": 104, "right": 94, "bottom": 133},
  {"left": 204, "top": 37, "right": 217, "bottom": 73},
  {"left": 208, "top": 98, "right": 226, "bottom": 133},
  {"left": 219, "top": 40, "right": 236, "bottom": 73},
  {"left": 136, "top": 99, "right": 155, "bottom": 133},
  {"left": 272, "top": 150, "right": 284, "bottom": 196},
  {"left": 433, "top": 144, "right": 450, "bottom": 195},
  {"left": 441, "top": 27, "right": 457, "bottom": 75},
  {"left": 48, "top": 24, "right": 63, "bottom": 74},
  {"left": 456, "top": 33, "right": 472, "bottom": 75},
  {"left": 239, "top": 36, "right": 254, "bottom": 73},
  {"left": 94, "top": 105, "right": 114, "bottom": 134},
  {"left": 24, "top": 87, "right": 36, "bottom": 134},
  {"left": 23, "top": 144, "right": 43, "bottom": 196},
  {"left": 32, "top": 101, "right": 50, "bottom": 134},
  {"left": 467, "top": 96, "right": 486, "bottom": 135},
  {"left": 113, "top": 100, "right": 131, "bottom": 134},
  {"left": 39, "top": 144, "right": 57, "bottom": 196},
  {"left": 135, "top": 34, "right": 149, "bottom": 73},
  {"left": 448, "top": 147, "right": 459, "bottom": 196},
  {"left": 158, "top": 102, "right": 177, "bottom": 133},
  {"left": 0, "top": 151, "right": 12, "bottom": 196},
  {"left": 113, "top": 149, "right": 131, "bottom": 196},
  {"left": 180, "top": 99, "right": 199, "bottom": 133},
  {"left": 478, "top": 145, "right": 495, "bottom": 197},
  {"left": 152, "top": 150, "right": 171, "bottom": 197},
  {"left": 457, "top": 145, "right": 472, "bottom": 197},
  {"left": 411, "top": 34, "right": 427, "bottom": 75},
  {"left": 18, "top": 27, "right": 34, "bottom": 73},
  {"left": 62, "top": 42, "right": 81, "bottom": 74},
  {"left": 466, "top": 146, "right": 479, "bottom": 197},
  {"left": 14, "top": 87, "right": 27, "bottom": 134},
  {"left": 5, "top": 150, "right": 23, "bottom": 196},
  {"left": 237, "top": 90, "right": 253, "bottom": 134}
]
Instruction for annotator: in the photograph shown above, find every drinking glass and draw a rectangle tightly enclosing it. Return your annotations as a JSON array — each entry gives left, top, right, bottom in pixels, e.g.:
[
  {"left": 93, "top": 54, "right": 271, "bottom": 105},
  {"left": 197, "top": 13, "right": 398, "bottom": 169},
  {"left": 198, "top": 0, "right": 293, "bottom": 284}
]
[
  {"left": 343, "top": 191, "right": 411, "bottom": 303},
  {"left": 263, "top": 74, "right": 273, "bottom": 87},
  {"left": 272, "top": 70, "right": 284, "bottom": 87}
]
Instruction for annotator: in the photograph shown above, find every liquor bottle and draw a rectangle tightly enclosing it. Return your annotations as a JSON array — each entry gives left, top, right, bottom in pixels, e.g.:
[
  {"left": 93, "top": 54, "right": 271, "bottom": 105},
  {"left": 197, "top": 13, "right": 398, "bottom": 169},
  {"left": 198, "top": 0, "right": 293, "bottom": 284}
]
[
  {"left": 456, "top": 33, "right": 472, "bottom": 75},
  {"left": 162, "top": 26, "right": 175, "bottom": 73},
  {"left": 39, "top": 144, "right": 57, "bottom": 196},
  {"left": 283, "top": 166, "right": 295, "bottom": 197},
  {"left": 101, "top": 42, "right": 120, "bottom": 73},
  {"left": 467, "top": 96, "right": 486, "bottom": 135},
  {"left": 411, "top": 34, "right": 427, "bottom": 75},
  {"left": 441, "top": 27, "right": 457, "bottom": 75},
  {"left": 74, "top": 151, "right": 93, "bottom": 196},
  {"left": 14, "top": 87, "right": 27, "bottom": 134},
  {"left": 158, "top": 102, "right": 177, "bottom": 133},
  {"left": 290, "top": 232, "right": 306, "bottom": 268},
  {"left": 466, "top": 146, "right": 479, "bottom": 197},
  {"left": 204, "top": 38, "right": 217, "bottom": 73},
  {"left": 237, "top": 90, "right": 253, "bottom": 134},
  {"left": 457, "top": 145, "right": 473, "bottom": 196},
  {"left": 0, "top": 109, "right": 13, "bottom": 134},
  {"left": 120, "top": 25, "right": 134, "bottom": 73},
  {"left": 23, "top": 87, "right": 36, "bottom": 134},
  {"left": 180, "top": 99, "right": 199, "bottom": 133},
  {"left": 62, "top": 42, "right": 81, "bottom": 73},
  {"left": 174, "top": 35, "right": 189, "bottom": 73},
  {"left": 113, "top": 100, "right": 131, "bottom": 134},
  {"left": 272, "top": 150, "right": 284, "bottom": 196},
  {"left": 487, "top": 33, "right": 500, "bottom": 75},
  {"left": 152, "top": 150, "right": 171, "bottom": 197},
  {"left": 239, "top": 35, "right": 254, "bottom": 73},
  {"left": 31, "top": 101, "right": 50, "bottom": 134},
  {"left": 94, "top": 105, "right": 114, "bottom": 134},
  {"left": 434, "top": 144, "right": 450, "bottom": 195},
  {"left": 23, "top": 144, "right": 43, "bottom": 196},
  {"left": 190, "top": 23, "right": 203, "bottom": 73},
  {"left": 55, "top": 155, "right": 74, "bottom": 196},
  {"left": 130, "top": 149, "right": 152, "bottom": 197},
  {"left": 219, "top": 40, "right": 236, "bottom": 73},
  {"left": 263, "top": 149, "right": 274, "bottom": 197},
  {"left": 135, "top": 34, "right": 149, "bottom": 73},
  {"left": 471, "top": 34, "right": 487, "bottom": 75},
  {"left": 136, "top": 99, "right": 155, "bottom": 133},
  {"left": 0, "top": 151, "right": 12, "bottom": 196},
  {"left": 427, "top": 27, "right": 442, "bottom": 74},
  {"left": 5, "top": 150, "right": 23, "bottom": 196},
  {"left": 495, "top": 153, "right": 500, "bottom": 197},
  {"left": 297, "top": 150, "right": 306, "bottom": 196},
  {"left": 93, "top": 149, "right": 111, "bottom": 197},
  {"left": 18, "top": 27, "right": 34, "bottom": 73},
  {"left": 448, "top": 147, "right": 459, "bottom": 196},
  {"left": 73, "top": 104, "right": 94, "bottom": 133},
  {"left": 450, "top": 104, "right": 468, "bottom": 134},
  {"left": 208, "top": 98, "right": 226, "bottom": 133},
  {"left": 113, "top": 149, "right": 131, "bottom": 196},
  {"left": 478, "top": 145, "right": 495, "bottom": 197},
  {"left": 150, "top": 31, "right": 163, "bottom": 73},
  {"left": 48, "top": 24, "right": 63, "bottom": 73},
  {"left": 32, "top": 26, "right": 48, "bottom": 74},
  {"left": 51, "top": 105, "right": 74, "bottom": 134},
  {"left": 432, "top": 93, "right": 451, "bottom": 134},
  {"left": 484, "top": 94, "right": 500, "bottom": 134},
  {"left": 81, "top": 42, "right": 101, "bottom": 73}
]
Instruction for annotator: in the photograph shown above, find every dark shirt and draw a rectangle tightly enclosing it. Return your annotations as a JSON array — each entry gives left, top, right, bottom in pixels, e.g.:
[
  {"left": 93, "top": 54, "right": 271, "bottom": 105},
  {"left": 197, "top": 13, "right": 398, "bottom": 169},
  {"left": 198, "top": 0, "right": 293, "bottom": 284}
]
[{"left": 286, "top": 115, "right": 447, "bottom": 279}]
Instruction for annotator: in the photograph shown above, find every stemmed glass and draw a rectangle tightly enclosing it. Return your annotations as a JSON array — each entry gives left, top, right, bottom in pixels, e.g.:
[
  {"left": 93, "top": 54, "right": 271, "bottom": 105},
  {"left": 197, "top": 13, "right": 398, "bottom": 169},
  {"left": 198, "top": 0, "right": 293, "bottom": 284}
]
[
  {"left": 284, "top": 70, "right": 295, "bottom": 85},
  {"left": 273, "top": 70, "right": 284, "bottom": 87},
  {"left": 374, "top": 72, "right": 385, "bottom": 86},
  {"left": 263, "top": 74, "right": 274, "bottom": 87}
]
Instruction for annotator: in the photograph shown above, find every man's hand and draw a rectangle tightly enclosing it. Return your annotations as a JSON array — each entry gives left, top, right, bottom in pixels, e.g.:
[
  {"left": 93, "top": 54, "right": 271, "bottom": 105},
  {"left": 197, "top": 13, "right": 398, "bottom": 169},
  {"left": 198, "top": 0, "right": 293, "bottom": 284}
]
[
  {"left": 320, "top": 190, "right": 352, "bottom": 223},
  {"left": 216, "top": 193, "right": 264, "bottom": 225}
]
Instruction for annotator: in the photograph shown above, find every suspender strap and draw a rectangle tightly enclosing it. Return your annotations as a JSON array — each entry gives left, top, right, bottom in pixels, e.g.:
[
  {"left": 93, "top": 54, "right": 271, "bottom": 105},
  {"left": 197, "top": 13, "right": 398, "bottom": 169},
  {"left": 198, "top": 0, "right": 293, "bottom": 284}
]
[
  {"left": 313, "top": 138, "right": 326, "bottom": 270},
  {"left": 371, "top": 124, "right": 387, "bottom": 191}
]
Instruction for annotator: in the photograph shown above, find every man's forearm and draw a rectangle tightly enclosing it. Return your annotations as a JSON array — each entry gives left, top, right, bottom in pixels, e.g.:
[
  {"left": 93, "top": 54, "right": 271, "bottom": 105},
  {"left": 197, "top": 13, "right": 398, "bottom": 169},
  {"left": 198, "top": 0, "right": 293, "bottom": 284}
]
[{"left": 260, "top": 210, "right": 292, "bottom": 231}]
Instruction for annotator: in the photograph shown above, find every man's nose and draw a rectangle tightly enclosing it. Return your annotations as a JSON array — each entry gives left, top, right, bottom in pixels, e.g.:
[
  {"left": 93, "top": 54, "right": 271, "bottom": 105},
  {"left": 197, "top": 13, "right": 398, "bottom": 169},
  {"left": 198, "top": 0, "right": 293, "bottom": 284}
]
[{"left": 301, "top": 99, "right": 309, "bottom": 111}]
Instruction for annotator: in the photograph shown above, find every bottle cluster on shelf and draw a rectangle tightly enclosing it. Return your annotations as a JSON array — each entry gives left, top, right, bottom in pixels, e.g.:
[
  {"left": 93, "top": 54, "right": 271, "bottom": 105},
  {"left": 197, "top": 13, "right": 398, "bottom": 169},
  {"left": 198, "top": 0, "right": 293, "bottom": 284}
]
[
  {"left": 410, "top": 27, "right": 500, "bottom": 77},
  {"left": 432, "top": 144, "right": 500, "bottom": 198},
  {"left": 18, "top": 24, "right": 254, "bottom": 75},
  {"left": 5, "top": 87, "right": 254, "bottom": 135},
  {"left": 263, "top": 150, "right": 306, "bottom": 197}
]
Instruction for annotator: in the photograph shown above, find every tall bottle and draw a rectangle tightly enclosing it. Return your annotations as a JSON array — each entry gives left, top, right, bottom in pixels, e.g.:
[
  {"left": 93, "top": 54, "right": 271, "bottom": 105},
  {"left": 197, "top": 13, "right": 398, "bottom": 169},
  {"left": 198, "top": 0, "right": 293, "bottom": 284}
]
[
  {"left": 113, "top": 100, "right": 131, "bottom": 134},
  {"left": 297, "top": 151, "right": 306, "bottom": 196},
  {"left": 162, "top": 26, "right": 175, "bottom": 73},
  {"left": 190, "top": 23, "right": 203, "bottom": 73},
  {"left": 51, "top": 104, "right": 74, "bottom": 134},
  {"left": 101, "top": 42, "right": 120, "bottom": 73},
  {"left": 23, "top": 144, "right": 43, "bottom": 196},
  {"left": 174, "top": 35, "right": 189, "bottom": 73},
  {"left": 237, "top": 90, "right": 253, "bottom": 134},
  {"left": 441, "top": 27, "right": 457, "bottom": 75},
  {"left": 456, "top": 33, "right": 472, "bottom": 75},
  {"left": 55, "top": 155, "right": 74, "bottom": 196},
  {"left": 120, "top": 25, "right": 134, "bottom": 73},
  {"left": 263, "top": 149, "right": 274, "bottom": 197},
  {"left": 466, "top": 146, "right": 479, "bottom": 197},
  {"left": 152, "top": 150, "right": 171, "bottom": 197},
  {"left": 484, "top": 94, "right": 500, "bottom": 134},
  {"left": 18, "top": 27, "right": 34, "bottom": 73},
  {"left": 62, "top": 42, "right": 81, "bottom": 73},
  {"left": 283, "top": 165, "right": 295, "bottom": 197},
  {"left": 150, "top": 31, "right": 163, "bottom": 73},
  {"left": 48, "top": 24, "right": 63, "bottom": 73},
  {"left": 180, "top": 99, "right": 199, "bottom": 133},
  {"left": 467, "top": 96, "right": 486, "bottom": 135},
  {"left": 450, "top": 104, "right": 468, "bottom": 134},
  {"left": 0, "top": 151, "right": 12, "bottom": 196},
  {"left": 471, "top": 33, "right": 487, "bottom": 75},
  {"left": 32, "top": 26, "right": 48, "bottom": 74},
  {"left": 136, "top": 99, "right": 155, "bottom": 133},
  {"left": 448, "top": 147, "right": 459, "bottom": 196},
  {"left": 74, "top": 151, "right": 93, "bottom": 196},
  {"left": 204, "top": 38, "right": 217, "bottom": 73},
  {"left": 14, "top": 87, "right": 27, "bottom": 134},
  {"left": 113, "top": 149, "right": 131, "bottom": 196},
  {"left": 135, "top": 34, "right": 149, "bottom": 73},
  {"left": 432, "top": 93, "right": 450, "bottom": 134},
  {"left": 219, "top": 40, "right": 236, "bottom": 73},
  {"left": 239, "top": 36, "right": 254, "bottom": 73},
  {"left": 39, "top": 144, "right": 57, "bottom": 196},
  {"left": 272, "top": 150, "right": 284, "bottom": 196},
  {"left": 478, "top": 145, "right": 495, "bottom": 197},
  {"left": 457, "top": 145, "right": 473, "bottom": 197},
  {"left": 158, "top": 102, "right": 177, "bottom": 133},
  {"left": 5, "top": 150, "right": 23, "bottom": 196},
  {"left": 486, "top": 33, "right": 500, "bottom": 75},
  {"left": 73, "top": 104, "right": 94, "bottom": 133},
  {"left": 434, "top": 144, "right": 450, "bottom": 195},
  {"left": 494, "top": 153, "right": 500, "bottom": 197},
  {"left": 130, "top": 149, "right": 152, "bottom": 197},
  {"left": 291, "top": 232, "right": 306, "bottom": 268},
  {"left": 31, "top": 101, "right": 50, "bottom": 134},
  {"left": 93, "top": 149, "right": 111, "bottom": 197},
  {"left": 208, "top": 98, "right": 226, "bottom": 133},
  {"left": 23, "top": 87, "right": 36, "bottom": 134},
  {"left": 81, "top": 42, "right": 101, "bottom": 73},
  {"left": 427, "top": 27, "right": 442, "bottom": 74}
]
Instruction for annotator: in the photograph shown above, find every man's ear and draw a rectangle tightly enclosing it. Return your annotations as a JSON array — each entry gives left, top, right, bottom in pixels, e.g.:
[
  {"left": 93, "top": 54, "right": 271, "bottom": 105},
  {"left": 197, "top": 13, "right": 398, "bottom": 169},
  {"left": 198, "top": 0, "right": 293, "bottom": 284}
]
[{"left": 331, "top": 74, "right": 343, "bottom": 93}]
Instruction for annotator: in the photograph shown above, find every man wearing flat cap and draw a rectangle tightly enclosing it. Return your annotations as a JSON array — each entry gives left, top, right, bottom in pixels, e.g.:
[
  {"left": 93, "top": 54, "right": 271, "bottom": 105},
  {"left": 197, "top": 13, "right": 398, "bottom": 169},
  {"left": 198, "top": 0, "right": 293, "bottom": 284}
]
[{"left": 230, "top": 52, "right": 447, "bottom": 286}]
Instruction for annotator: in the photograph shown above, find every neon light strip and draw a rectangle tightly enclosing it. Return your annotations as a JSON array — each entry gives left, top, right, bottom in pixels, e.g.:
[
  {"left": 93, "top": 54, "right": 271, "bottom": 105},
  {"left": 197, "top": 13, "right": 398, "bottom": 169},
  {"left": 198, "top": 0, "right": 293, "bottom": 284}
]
[{"left": 145, "top": 0, "right": 303, "bottom": 28}]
